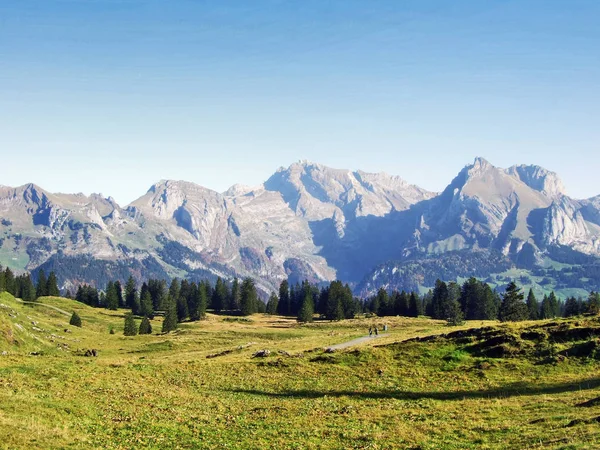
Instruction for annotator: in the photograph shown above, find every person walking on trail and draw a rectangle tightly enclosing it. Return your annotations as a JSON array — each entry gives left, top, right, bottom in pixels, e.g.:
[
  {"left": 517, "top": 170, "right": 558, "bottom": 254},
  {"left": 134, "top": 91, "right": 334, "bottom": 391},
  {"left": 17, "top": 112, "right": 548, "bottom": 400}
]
[
  {"left": 374, "top": 327, "right": 379, "bottom": 336},
  {"left": 368, "top": 327, "right": 373, "bottom": 336}
]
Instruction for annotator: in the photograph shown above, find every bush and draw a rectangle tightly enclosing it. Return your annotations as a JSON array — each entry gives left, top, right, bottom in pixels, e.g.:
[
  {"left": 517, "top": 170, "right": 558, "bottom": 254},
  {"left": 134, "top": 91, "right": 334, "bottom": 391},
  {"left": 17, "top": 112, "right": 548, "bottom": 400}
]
[{"left": 69, "top": 312, "right": 82, "bottom": 328}]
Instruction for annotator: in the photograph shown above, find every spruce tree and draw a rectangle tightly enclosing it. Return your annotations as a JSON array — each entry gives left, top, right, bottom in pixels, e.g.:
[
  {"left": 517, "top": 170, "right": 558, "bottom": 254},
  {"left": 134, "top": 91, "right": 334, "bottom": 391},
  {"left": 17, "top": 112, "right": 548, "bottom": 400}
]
[
  {"left": 140, "top": 290, "right": 154, "bottom": 318},
  {"left": 46, "top": 272, "right": 60, "bottom": 297},
  {"left": 564, "top": 297, "right": 580, "bottom": 317},
  {"left": 20, "top": 274, "right": 36, "bottom": 301},
  {"left": 69, "top": 311, "right": 82, "bottom": 327},
  {"left": 162, "top": 296, "right": 178, "bottom": 333},
  {"left": 125, "top": 276, "right": 137, "bottom": 309},
  {"left": 212, "top": 277, "right": 228, "bottom": 313},
  {"left": 123, "top": 313, "right": 137, "bottom": 336},
  {"left": 266, "top": 292, "right": 279, "bottom": 315},
  {"left": 196, "top": 281, "right": 208, "bottom": 319},
  {"left": 139, "top": 316, "right": 152, "bottom": 334},
  {"left": 499, "top": 282, "right": 528, "bottom": 322},
  {"left": 230, "top": 278, "right": 241, "bottom": 311},
  {"left": 114, "top": 280, "right": 124, "bottom": 307},
  {"left": 297, "top": 290, "right": 314, "bottom": 323},
  {"left": 587, "top": 291, "right": 600, "bottom": 315},
  {"left": 176, "top": 294, "right": 189, "bottom": 322},
  {"left": 548, "top": 292, "right": 560, "bottom": 317},
  {"left": 105, "top": 281, "right": 119, "bottom": 310},
  {"left": 408, "top": 292, "right": 422, "bottom": 317},
  {"left": 540, "top": 294, "right": 552, "bottom": 319},
  {"left": 326, "top": 281, "right": 345, "bottom": 321},
  {"left": 240, "top": 278, "right": 258, "bottom": 316},
  {"left": 4, "top": 267, "right": 15, "bottom": 295},
  {"left": 277, "top": 280, "right": 290, "bottom": 316},
  {"left": 36, "top": 269, "right": 48, "bottom": 298},
  {"left": 0, "top": 268, "right": 5, "bottom": 292},
  {"left": 526, "top": 289, "right": 539, "bottom": 320}
]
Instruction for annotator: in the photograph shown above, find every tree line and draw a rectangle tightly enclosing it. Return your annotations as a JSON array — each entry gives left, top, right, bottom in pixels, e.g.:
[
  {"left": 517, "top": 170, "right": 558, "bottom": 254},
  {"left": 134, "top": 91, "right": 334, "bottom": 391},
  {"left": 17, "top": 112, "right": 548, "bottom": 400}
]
[
  {"left": 364, "top": 277, "right": 600, "bottom": 323},
  {"left": 0, "top": 266, "right": 59, "bottom": 301}
]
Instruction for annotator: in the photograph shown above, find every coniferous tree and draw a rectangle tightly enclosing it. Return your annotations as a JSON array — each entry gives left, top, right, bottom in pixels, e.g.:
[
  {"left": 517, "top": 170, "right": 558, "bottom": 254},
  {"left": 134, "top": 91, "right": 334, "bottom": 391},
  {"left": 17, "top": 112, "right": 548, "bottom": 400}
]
[
  {"left": 0, "top": 265, "right": 5, "bottom": 293},
  {"left": 587, "top": 291, "right": 600, "bottom": 315},
  {"left": 408, "top": 292, "right": 422, "bottom": 317},
  {"left": 230, "top": 278, "right": 241, "bottom": 311},
  {"left": 431, "top": 279, "right": 450, "bottom": 320},
  {"left": 114, "top": 280, "right": 124, "bottom": 308},
  {"left": 65, "top": 289, "right": 73, "bottom": 299},
  {"left": 326, "top": 281, "right": 345, "bottom": 320},
  {"left": 4, "top": 267, "right": 15, "bottom": 295},
  {"left": 212, "top": 277, "right": 227, "bottom": 313},
  {"left": 374, "top": 288, "right": 388, "bottom": 316},
  {"left": 176, "top": 293, "right": 189, "bottom": 322},
  {"left": 123, "top": 313, "right": 137, "bottom": 336},
  {"left": 240, "top": 278, "right": 258, "bottom": 316},
  {"left": 139, "top": 316, "right": 152, "bottom": 334},
  {"left": 140, "top": 290, "right": 154, "bottom": 318},
  {"left": 162, "top": 296, "right": 178, "bottom": 333},
  {"left": 125, "top": 276, "right": 136, "bottom": 309},
  {"left": 548, "top": 292, "right": 560, "bottom": 318},
  {"left": 266, "top": 292, "right": 279, "bottom": 315},
  {"left": 19, "top": 274, "right": 36, "bottom": 301},
  {"left": 46, "top": 272, "right": 60, "bottom": 297},
  {"left": 196, "top": 281, "right": 208, "bottom": 319},
  {"left": 540, "top": 294, "right": 552, "bottom": 319},
  {"left": 526, "top": 289, "right": 539, "bottom": 320},
  {"left": 564, "top": 297, "right": 580, "bottom": 317},
  {"left": 69, "top": 311, "right": 82, "bottom": 327},
  {"left": 446, "top": 299, "right": 464, "bottom": 326},
  {"left": 105, "top": 281, "right": 119, "bottom": 310},
  {"left": 297, "top": 289, "right": 314, "bottom": 323},
  {"left": 132, "top": 290, "right": 141, "bottom": 316},
  {"left": 36, "top": 269, "right": 48, "bottom": 298},
  {"left": 499, "top": 282, "right": 528, "bottom": 322},
  {"left": 277, "top": 280, "right": 290, "bottom": 316}
]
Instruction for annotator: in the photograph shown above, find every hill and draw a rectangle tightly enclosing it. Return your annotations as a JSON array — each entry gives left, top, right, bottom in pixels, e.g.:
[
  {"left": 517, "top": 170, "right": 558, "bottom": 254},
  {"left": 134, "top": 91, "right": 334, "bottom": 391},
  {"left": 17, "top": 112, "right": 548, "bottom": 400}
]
[{"left": 1, "top": 293, "right": 600, "bottom": 448}]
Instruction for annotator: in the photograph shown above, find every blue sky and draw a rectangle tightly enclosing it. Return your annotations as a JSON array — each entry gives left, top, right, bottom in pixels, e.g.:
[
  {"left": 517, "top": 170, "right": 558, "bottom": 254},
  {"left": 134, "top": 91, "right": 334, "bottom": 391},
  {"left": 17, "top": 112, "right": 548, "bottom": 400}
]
[{"left": 1, "top": 0, "right": 599, "bottom": 204}]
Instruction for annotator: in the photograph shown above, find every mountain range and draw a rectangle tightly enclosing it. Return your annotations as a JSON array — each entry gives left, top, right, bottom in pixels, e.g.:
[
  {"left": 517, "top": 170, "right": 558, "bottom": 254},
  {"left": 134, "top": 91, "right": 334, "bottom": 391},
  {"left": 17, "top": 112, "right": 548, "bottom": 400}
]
[{"left": 1, "top": 157, "right": 599, "bottom": 298}]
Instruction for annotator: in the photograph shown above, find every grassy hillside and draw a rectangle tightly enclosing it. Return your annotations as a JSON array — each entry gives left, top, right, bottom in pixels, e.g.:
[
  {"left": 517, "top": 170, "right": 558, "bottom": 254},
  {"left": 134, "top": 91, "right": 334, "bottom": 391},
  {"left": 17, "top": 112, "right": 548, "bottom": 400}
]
[{"left": 1, "top": 292, "right": 600, "bottom": 449}]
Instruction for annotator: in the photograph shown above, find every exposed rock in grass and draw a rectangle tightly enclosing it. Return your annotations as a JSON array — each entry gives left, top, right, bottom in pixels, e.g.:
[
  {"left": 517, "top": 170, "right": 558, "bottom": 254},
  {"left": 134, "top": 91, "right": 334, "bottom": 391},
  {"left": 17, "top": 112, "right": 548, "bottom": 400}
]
[{"left": 252, "top": 349, "right": 271, "bottom": 358}]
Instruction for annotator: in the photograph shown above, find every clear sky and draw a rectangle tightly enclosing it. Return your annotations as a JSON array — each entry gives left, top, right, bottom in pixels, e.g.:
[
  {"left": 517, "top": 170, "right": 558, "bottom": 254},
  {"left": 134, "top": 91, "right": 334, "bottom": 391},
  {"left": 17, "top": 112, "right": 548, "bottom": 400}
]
[{"left": 1, "top": 0, "right": 599, "bottom": 204}]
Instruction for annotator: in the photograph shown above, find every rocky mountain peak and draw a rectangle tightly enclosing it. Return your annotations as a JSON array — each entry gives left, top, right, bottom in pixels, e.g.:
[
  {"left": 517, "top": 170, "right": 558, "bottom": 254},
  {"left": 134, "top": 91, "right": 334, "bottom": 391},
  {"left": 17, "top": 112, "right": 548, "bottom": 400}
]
[{"left": 505, "top": 164, "right": 566, "bottom": 199}]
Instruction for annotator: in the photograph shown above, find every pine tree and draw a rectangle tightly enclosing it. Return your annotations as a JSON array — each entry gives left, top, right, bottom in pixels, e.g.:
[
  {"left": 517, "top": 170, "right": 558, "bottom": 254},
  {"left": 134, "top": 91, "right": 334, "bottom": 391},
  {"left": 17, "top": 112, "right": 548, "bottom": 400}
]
[
  {"left": 431, "top": 279, "right": 450, "bottom": 320},
  {"left": 211, "top": 277, "right": 228, "bottom": 313},
  {"left": 564, "top": 297, "right": 580, "bottom": 317},
  {"left": 69, "top": 311, "right": 82, "bottom": 327},
  {"left": 297, "top": 290, "right": 314, "bottom": 323},
  {"left": 587, "top": 291, "right": 600, "bottom": 315},
  {"left": 114, "top": 280, "right": 124, "bottom": 308},
  {"left": 162, "top": 296, "right": 178, "bottom": 333},
  {"left": 277, "top": 280, "right": 290, "bottom": 316},
  {"left": 499, "top": 282, "right": 528, "bottom": 322},
  {"left": 408, "top": 292, "right": 422, "bottom": 317},
  {"left": 140, "top": 290, "right": 154, "bottom": 318},
  {"left": 540, "top": 294, "right": 552, "bottom": 319},
  {"left": 123, "top": 313, "right": 137, "bottom": 336},
  {"left": 326, "top": 281, "right": 345, "bottom": 321},
  {"left": 548, "top": 292, "right": 560, "bottom": 317},
  {"left": 176, "top": 293, "right": 189, "bottom": 322},
  {"left": 20, "top": 274, "right": 36, "bottom": 301},
  {"left": 266, "top": 292, "right": 279, "bottom": 315},
  {"left": 230, "top": 278, "right": 241, "bottom": 311},
  {"left": 196, "top": 281, "right": 208, "bottom": 319},
  {"left": 374, "top": 288, "right": 388, "bottom": 316},
  {"left": 526, "top": 289, "right": 539, "bottom": 320},
  {"left": 446, "top": 299, "right": 464, "bottom": 326},
  {"left": 46, "top": 272, "right": 60, "bottom": 297},
  {"left": 105, "top": 281, "right": 119, "bottom": 310},
  {"left": 4, "top": 267, "right": 15, "bottom": 295},
  {"left": 240, "top": 278, "right": 258, "bottom": 316},
  {"left": 139, "top": 316, "right": 152, "bottom": 334},
  {"left": 36, "top": 269, "right": 48, "bottom": 299},
  {"left": 0, "top": 267, "right": 5, "bottom": 292},
  {"left": 125, "top": 276, "right": 136, "bottom": 309}
]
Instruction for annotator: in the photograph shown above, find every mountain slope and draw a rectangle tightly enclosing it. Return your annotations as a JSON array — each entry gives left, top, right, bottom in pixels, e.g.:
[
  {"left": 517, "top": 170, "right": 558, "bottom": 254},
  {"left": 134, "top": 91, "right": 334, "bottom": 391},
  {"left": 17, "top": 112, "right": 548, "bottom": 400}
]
[{"left": 1, "top": 159, "right": 599, "bottom": 297}]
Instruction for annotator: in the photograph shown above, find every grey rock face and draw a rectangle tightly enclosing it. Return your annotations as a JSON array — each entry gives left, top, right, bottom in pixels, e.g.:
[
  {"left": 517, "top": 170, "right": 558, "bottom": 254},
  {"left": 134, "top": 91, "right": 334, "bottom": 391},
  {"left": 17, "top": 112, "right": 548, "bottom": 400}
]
[{"left": 0, "top": 158, "right": 598, "bottom": 295}]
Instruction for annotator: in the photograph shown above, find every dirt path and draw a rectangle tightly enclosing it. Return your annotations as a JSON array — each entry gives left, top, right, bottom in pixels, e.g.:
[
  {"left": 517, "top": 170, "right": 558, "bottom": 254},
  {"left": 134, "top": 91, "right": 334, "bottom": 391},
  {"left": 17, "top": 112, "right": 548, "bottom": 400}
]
[
  {"left": 14, "top": 298, "right": 71, "bottom": 317},
  {"left": 326, "top": 334, "right": 389, "bottom": 351}
]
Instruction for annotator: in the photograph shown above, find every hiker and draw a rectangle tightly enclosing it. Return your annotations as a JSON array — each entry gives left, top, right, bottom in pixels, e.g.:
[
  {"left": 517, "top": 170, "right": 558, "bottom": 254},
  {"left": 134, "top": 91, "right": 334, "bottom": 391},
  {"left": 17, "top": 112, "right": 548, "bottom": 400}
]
[
  {"left": 374, "top": 327, "right": 379, "bottom": 336},
  {"left": 383, "top": 324, "right": 388, "bottom": 332},
  {"left": 368, "top": 327, "right": 372, "bottom": 336}
]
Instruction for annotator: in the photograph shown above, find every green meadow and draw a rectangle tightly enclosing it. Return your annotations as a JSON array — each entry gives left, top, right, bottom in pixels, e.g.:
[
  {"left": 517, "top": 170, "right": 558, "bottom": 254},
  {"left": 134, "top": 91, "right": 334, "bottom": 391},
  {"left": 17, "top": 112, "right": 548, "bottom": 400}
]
[{"left": 1, "top": 291, "right": 599, "bottom": 449}]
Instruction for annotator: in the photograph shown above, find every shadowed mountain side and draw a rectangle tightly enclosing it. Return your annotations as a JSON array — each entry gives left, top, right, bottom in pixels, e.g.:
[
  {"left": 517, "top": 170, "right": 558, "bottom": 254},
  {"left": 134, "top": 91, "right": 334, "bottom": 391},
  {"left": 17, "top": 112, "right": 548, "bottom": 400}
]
[{"left": 229, "top": 377, "right": 600, "bottom": 401}]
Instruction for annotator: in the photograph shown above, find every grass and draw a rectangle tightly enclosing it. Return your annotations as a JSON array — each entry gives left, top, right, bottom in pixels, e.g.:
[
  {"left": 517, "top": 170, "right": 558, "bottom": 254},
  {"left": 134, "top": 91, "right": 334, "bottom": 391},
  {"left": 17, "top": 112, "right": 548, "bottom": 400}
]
[{"left": 1, "top": 291, "right": 600, "bottom": 449}]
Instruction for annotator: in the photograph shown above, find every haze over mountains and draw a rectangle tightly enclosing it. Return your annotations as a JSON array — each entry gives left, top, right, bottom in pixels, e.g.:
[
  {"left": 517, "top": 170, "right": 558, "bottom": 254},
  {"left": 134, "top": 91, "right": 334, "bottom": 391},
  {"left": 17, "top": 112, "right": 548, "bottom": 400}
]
[{"left": 1, "top": 158, "right": 599, "bottom": 297}]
